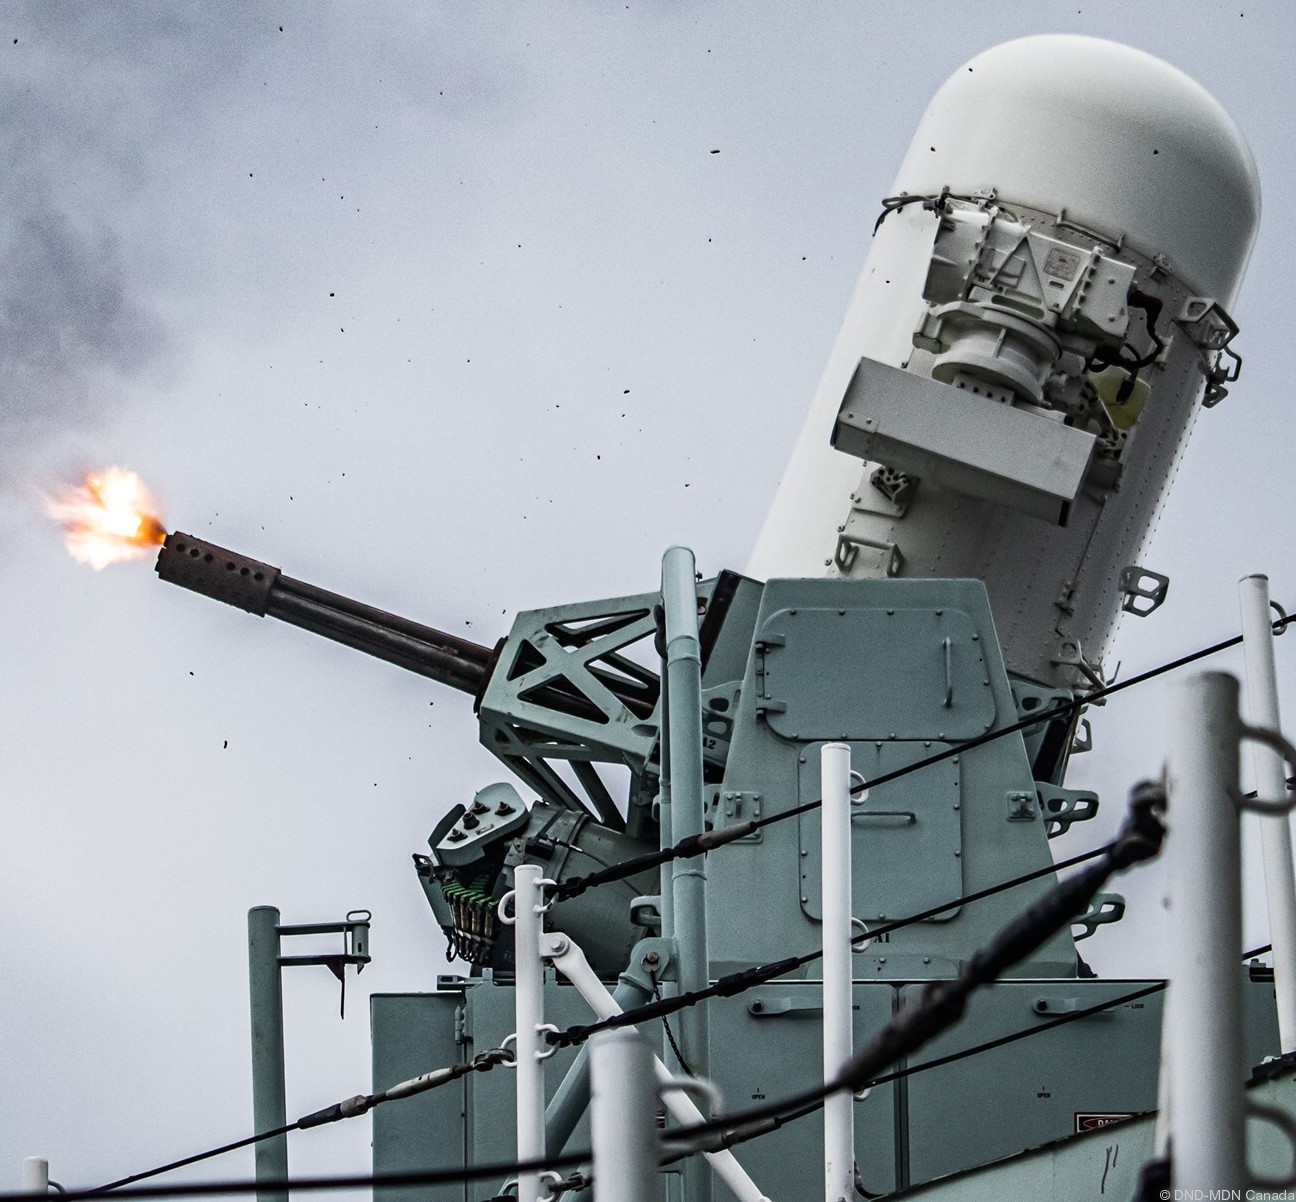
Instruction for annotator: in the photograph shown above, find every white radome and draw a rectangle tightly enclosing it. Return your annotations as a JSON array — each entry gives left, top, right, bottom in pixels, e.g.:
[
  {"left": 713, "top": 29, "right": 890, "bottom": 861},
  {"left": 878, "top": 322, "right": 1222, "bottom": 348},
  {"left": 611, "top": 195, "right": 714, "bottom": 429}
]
[{"left": 750, "top": 35, "right": 1261, "bottom": 689}]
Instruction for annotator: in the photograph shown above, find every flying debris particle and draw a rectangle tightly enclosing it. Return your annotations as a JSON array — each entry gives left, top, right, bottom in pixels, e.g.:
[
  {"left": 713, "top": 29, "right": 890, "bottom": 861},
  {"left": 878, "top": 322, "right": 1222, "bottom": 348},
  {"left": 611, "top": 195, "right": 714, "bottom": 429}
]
[
  {"left": 624, "top": 389, "right": 630, "bottom": 394},
  {"left": 329, "top": 292, "right": 335, "bottom": 297},
  {"left": 189, "top": 671, "right": 194, "bottom": 676},
  {"left": 223, "top": 740, "right": 228, "bottom": 749},
  {"left": 710, "top": 149, "right": 720, "bottom": 154}
]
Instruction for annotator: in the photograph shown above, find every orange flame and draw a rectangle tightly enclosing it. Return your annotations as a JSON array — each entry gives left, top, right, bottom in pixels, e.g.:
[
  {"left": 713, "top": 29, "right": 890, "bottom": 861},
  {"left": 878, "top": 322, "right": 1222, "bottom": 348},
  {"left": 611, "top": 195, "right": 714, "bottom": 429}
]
[{"left": 45, "top": 467, "right": 168, "bottom": 570}]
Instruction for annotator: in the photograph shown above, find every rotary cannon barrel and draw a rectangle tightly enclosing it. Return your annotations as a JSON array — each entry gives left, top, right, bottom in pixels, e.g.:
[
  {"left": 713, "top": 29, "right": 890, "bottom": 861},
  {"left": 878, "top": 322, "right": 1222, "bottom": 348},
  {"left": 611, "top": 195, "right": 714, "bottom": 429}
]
[{"left": 155, "top": 532, "right": 493, "bottom": 697}]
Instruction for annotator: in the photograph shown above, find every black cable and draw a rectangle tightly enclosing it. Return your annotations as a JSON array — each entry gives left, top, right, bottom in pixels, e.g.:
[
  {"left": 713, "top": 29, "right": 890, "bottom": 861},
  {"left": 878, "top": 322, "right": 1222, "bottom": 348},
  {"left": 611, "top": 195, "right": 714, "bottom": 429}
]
[
  {"left": 668, "top": 939, "right": 1277, "bottom": 1165},
  {"left": 93, "top": 1128, "right": 297, "bottom": 1195},
  {"left": 656, "top": 782, "right": 1165, "bottom": 1150},
  {"left": 95, "top": 1048, "right": 514, "bottom": 1194},
  {"left": 660, "top": 983, "right": 1166, "bottom": 1163},
  {"left": 553, "top": 611, "right": 1293, "bottom": 906},
  {"left": 546, "top": 839, "right": 1113, "bottom": 1049},
  {"left": 101, "top": 923, "right": 1275, "bottom": 1192},
  {"left": 2, "top": 1153, "right": 592, "bottom": 1202},
  {"left": 64, "top": 935, "right": 1269, "bottom": 1202},
  {"left": 871, "top": 188, "right": 986, "bottom": 235},
  {"left": 864, "top": 981, "right": 1165, "bottom": 1089},
  {"left": 653, "top": 979, "right": 697, "bottom": 1078},
  {"left": 80, "top": 609, "right": 1292, "bottom": 1195},
  {"left": 552, "top": 822, "right": 758, "bottom": 901},
  {"left": 747, "top": 620, "right": 1266, "bottom": 835}
]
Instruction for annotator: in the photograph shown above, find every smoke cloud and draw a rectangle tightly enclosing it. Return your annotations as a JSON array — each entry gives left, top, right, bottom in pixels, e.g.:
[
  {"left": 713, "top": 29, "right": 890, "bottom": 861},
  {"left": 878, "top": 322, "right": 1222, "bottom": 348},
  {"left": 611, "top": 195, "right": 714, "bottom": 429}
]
[{"left": 0, "top": 210, "right": 167, "bottom": 455}]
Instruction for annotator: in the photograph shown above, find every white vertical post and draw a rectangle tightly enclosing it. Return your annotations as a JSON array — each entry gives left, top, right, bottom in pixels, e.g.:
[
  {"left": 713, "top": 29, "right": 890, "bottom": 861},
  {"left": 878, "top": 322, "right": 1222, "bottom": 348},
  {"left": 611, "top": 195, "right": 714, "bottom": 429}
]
[
  {"left": 1167, "top": 671, "right": 1245, "bottom": 1190},
  {"left": 514, "top": 864, "right": 547, "bottom": 1202},
  {"left": 21, "top": 1159, "right": 48, "bottom": 1195},
  {"left": 1239, "top": 573, "right": 1296, "bottom": 1053},
  {"left": 661, "top": 546, "right": 710, "bottom": 1074},
  {"left": 661, "top": 546, "right": 713, "bottom": 1202},
  {"left": 591, "top": 1030, "right": 662, "bottom": 1202},
  {"left": 821, "top": 743, "right": 855, "bottom": 1202}
]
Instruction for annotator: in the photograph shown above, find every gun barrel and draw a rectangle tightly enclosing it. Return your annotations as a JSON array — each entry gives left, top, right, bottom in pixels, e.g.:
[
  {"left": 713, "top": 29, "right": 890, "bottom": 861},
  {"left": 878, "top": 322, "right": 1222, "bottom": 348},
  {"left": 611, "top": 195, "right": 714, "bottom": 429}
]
[{"left": 155, "top": 532, "right": 492, "bottom": 697}]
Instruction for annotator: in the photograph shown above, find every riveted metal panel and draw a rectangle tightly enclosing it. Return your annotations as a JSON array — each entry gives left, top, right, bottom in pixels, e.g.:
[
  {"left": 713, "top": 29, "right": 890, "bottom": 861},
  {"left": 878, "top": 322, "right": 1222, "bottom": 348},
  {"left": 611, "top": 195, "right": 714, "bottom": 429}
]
[
  {"left": 460, "top": 981, "right": 596, "bottom": 1172},
  {"left": 894, "top": 977, "right": 1282, "bottom": 1195},
  {"left": 756, "top": 606, "right": 995, "bottom": 740},
  {"left": 797, "top": 741, "right": 962, "bottom": 924},
  {"left": 708, "top": 984, "right": 899, "bottom": 1195},
  {"left": 371, "top": 992, "right": 467, "bottom": 1202},
  {"left": 899, "top": 978, "right": 1281, "bottom": 1189},
  {"left": 901, "top": 980, "right": 1162, "bottom": 1186}
]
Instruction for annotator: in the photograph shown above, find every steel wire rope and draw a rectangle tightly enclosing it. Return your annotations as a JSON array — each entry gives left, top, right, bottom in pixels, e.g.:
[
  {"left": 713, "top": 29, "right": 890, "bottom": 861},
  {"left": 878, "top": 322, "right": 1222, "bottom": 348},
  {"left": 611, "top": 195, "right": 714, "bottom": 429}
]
[
  {"left": 554, "top": 609, "right": 1295, "bottom": 905},
  {"left": 661, "top": 941, "right": 1280, "bottom": 1166},
  {"left": 16, "top": 987, "right": 1161, "bottom": 1202},
  {"left": 92, "top": 835, "right": 1120, "bottom": 1195},
  {"left": 544, "top": 839, "right": 1114, "bottom": 1049},
  {"left": 656, "top": 787, "right": 1171, "bottom": 1156},
  {"left": 77, "top": 619, "right": 1293, "bottom": 1199},
  {"left": 0, "top": 953, "right": 1257, "bottom": 1202},
  {"left": 53, "top": 791, "right": 1208, "bottom": 1202},
  {"left": 45, "top": 947, "right": 1279, "bottom": 1202},
  {"left": 93, "top": 1047, "right": 515, "bottom": 1194},
  {"left": 0, "top": 1153, "right": 592, "bottom": 1202},
  {"left": 741, "top": 608, "right": 1295, "bottom": 834}
]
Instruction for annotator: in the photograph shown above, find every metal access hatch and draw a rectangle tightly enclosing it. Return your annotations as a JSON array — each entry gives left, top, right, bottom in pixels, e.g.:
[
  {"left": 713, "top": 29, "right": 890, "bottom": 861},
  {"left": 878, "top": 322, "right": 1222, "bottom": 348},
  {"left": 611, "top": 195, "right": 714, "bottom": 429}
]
[
  {"left": 756, "top": 605, "right": 995, "bottom": 741},
  {"left": 797, "top": 740, "right": 963, "bottom": 923}
]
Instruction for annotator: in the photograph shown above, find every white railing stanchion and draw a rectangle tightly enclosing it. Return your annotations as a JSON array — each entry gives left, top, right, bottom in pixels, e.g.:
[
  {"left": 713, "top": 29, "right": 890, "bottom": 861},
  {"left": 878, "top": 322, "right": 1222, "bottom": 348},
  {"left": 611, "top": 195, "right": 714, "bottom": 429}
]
[
  {"left": 1239, "top": 573, "right": 1296, "bottom": 1053},
  {"left": 821, "top": 742, "right": 855, "bottom": 1202},
  {"left": 510, "top": 864, "right": 548, "bottom": 1202},
  {"left": 1167, "top": 670, "right": 1245, "bottom": 1189},
  {"left": 21, "top": 1159, "right": 49, "bottom": 1195},
  {"left": 543, "top": 932, "right": 771, "bottom": 1202},
  {"left": 591, "top": 1030, "right": 661, "bottom": 1202}
]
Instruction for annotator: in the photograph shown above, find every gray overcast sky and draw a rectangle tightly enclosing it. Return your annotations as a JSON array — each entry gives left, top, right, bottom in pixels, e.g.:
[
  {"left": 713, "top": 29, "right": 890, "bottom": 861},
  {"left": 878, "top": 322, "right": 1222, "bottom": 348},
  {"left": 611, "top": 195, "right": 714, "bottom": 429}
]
[{"left": 3, "top": 1, "right": 1295, "bottom": 1191}]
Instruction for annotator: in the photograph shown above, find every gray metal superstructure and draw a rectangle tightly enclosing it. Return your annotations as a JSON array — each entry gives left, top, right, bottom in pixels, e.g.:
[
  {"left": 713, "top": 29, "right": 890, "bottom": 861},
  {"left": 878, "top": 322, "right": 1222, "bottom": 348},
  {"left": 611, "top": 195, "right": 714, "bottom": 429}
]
[{"left": 140, "top": 33, "right": 1292, "bottom": 1202}]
